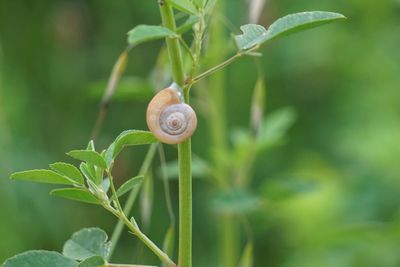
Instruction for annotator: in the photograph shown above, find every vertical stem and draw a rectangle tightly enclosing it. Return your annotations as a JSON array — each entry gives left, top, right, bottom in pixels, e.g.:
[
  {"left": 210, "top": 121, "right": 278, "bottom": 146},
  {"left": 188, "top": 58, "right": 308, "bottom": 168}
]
[
  {"left": 159, "top": 2, "right": 192, "bottom": 267},
  {"left": 207, "top": 1, "right": 240, "bottom": 266}
]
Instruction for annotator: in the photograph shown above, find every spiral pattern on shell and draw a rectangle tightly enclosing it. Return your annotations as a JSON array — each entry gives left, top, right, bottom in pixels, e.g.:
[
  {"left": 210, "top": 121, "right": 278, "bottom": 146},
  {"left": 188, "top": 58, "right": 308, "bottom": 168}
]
[{"left": 146, "top": 87, "right": 197, "bottom": 144}]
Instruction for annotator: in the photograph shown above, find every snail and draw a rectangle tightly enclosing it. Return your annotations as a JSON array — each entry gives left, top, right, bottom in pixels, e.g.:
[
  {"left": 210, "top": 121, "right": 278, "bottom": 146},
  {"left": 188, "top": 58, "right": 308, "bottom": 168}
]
[{"left": 146, "top": 83, "right": 197, "bottom": 144}]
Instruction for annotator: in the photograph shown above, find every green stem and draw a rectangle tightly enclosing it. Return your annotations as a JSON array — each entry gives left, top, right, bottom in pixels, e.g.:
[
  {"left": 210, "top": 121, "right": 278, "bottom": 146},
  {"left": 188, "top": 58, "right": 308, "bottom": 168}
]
[
  {"left": 207, "top": 1, "right": 240, "bottom": 266},
  {"left": 159, "top": 2, "right": 192, "bottom": 267},
  {"left": 105, "top": 175, "right": 176, "bottom": 267},
  {"left": 109, "top": 143, "right": 158, "bottom": 258}
]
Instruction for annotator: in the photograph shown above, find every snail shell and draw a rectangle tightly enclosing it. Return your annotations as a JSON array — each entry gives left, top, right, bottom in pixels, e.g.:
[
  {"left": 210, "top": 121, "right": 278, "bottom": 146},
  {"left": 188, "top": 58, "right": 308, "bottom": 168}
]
[{"left": 146, "top": 86, "right": 197, "bottom": 144}]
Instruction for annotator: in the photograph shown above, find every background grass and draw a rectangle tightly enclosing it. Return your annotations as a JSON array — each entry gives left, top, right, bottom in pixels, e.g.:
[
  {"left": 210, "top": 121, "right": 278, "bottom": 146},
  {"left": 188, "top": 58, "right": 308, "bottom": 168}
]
[{"left": 1, "top": 0, "right": 400, "bottom": 266}]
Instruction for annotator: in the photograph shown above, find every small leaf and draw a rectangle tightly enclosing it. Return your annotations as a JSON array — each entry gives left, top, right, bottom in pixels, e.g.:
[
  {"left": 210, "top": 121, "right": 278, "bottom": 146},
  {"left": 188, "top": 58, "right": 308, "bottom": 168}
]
[
  {"left": 77, "top": 255, "right": 105, "bottom": 267},
  {"left": 50, "top": 162, "right": 84, "bottom": 184},
  {"left": 67, "top": 150, "right": 107, "bottom": 169},
  {"left": 250, "top": 76, "right": 266, "bottom": 134},
  {"left": 105, "top": 130, "right": 158, "bottom": 165},
  {"left": 100, "top": 51, "right": 128, "bottom": 107},
  {"left": 167, "top": 0, "right": 198, "bottom": 15},
  {"left": 80, "top": 162, "right": 97, "bottom": 183},
  {"left": 257, "top": 107, "right": 296, "bottom": 150},
  {"left": 128, "top": 25, "right": 177, "bottom": 46},
  {"left": 212, "top": 190, "right": 262, "bottom": 215},
  {"left": 235, "top": 11, "right": 346, "bottom": 50},
  {"left": 102, "top": 178, "right": 110, "bottom": 193},
  {"left": 51, "top": 188, "right": 100, "bottom": 205},
  {"left": 63, "top": 228, "right": 111, "bottom": 261},
  {"left": 10, "top": 170, "right": 75, "bottom": 185},
  {"left": 116, "top": 175, "right": 144, "bottom": 198},
  {"left": 239, "top": 243, "right": 254, "bottom": 267},
  {"left": 3, "top": 250, "right": 77, "bottom": 267},
  {"left": 176, "top": 15, "right": 199, "bottom": 34}
]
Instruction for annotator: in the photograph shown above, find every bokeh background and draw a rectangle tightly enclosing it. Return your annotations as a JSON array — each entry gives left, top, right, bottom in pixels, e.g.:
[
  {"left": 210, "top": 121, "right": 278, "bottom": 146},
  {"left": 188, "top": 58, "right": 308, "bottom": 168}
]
[{"left": 1, "top": 0, "right": 400, "bottom": 266}]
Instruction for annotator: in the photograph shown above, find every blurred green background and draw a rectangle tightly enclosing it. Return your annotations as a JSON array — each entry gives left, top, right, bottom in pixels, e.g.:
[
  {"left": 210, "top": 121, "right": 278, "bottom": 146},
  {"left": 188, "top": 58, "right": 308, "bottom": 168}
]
[{"left": 1, "top": 0, "right": 400, "bottom": 266}]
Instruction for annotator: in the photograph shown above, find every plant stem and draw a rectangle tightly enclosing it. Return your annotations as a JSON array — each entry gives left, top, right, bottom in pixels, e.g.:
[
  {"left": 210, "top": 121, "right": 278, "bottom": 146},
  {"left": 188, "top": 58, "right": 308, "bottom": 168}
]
[
  {"left": 207, "top": 1, "right": 240, "bottom": 266},
  {"left": 159, "top": 2, "right": 192, "bottom": 267},
  {"left": 109, "top": 143, "right": 158, "bottom": 258}
]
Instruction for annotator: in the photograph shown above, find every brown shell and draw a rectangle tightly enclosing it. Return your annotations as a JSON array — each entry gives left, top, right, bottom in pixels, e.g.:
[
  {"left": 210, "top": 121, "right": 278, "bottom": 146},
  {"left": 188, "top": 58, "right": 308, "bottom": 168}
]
[{"left": 146, "top": 88, "right": 197, "bottom": 144}]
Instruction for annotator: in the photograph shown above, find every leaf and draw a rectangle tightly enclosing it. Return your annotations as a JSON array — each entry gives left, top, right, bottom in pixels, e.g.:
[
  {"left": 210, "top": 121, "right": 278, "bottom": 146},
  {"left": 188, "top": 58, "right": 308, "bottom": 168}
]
[
  {"left": 257, "top": 107, "right": 296, "bottom": 150},
  {"left": 234, "top": 11, "right": 346, "bottom": 50},
  {"left": 105, "top": 130, "right": 158, "bottom": 165},
  {"left": 80, "top": 162, "right": 97, "bottom": 183},
  {"left": 116, "top": 175, "right": 144, "bottom": 198},
  {"left": 50, "top": 162, "right": 84, "bottom": 185},
  {"left": 10, "top": 170, "right": 75, "bottom": 185},
  {"left": 250, "top": 76, "right": 266, "bottom": 134},
  {"left": 67, "top": 150, "right": 107, "bottom": 169},
  {"left": 176, "top": 15, "right": 199, "bottom": 34},
  {"left": 77, "top": 256, "right": 105, "bottom": 267},
  {"left": 238, "top": 243, "right": 254, "bottom": 267},
  {"left": 127, "top": 25, "right": 177, "bottom": 46},
  {"left": 3, "top": 250, "right": 77, "bottom": 267},
  {"left": 167, "top": 0, "right": 198, "bottom": 15},
  {"left": 99, "top": 51, "right": 128, "bottom": 107},
  {"left": 51, "top": 188, "right": 100, "bottom": 205},
  {"left": 62, "top": 228, "right": 111, "bottom": 261},
  {"left": 212, "top": 190, "right": 262, "bottom": 215}
]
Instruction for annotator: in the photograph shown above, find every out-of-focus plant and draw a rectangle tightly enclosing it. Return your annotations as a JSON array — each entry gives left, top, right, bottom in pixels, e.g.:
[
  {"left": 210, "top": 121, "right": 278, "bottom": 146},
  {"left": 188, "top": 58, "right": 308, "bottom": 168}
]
[{"left": 4, "top": 1, "right": 345, "bottom": 266}]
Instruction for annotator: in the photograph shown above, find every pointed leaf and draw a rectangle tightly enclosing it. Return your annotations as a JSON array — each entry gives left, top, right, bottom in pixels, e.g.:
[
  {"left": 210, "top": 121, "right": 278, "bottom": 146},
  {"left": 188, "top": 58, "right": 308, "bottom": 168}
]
[
  {"left": 50, "top": 162, "right": 84, "bottom": 184},
  {"left": 3, "top": 250, "right": 77, "bottom": 267},
  {"left": 128, "top": 25, "right": 177, "bottom": 46},
  {"left": 62, "top": 228, "right": 110, "bottom": 261},
  {"left": 235, "top": 11, "right": 346, "bottom": 50},
  {"left": 116, "top": 175, "right": 144, "bottom": 198},
  {"left": 167, "top": 0, "right": 198, "bottom": 15},
  {"left": 80, "top": 162, "right": 97, "bottom": 183},
  {"left": 10, "top": 169, "right": 75, "bottom": 185},
  {"left": 239, "top": 243, "right": 254, "bottom": 267},
  {"left": 257, "top": 107, "right": 296, "bottom": 150},
  {"left": 67, "top": 150, "right": 107, "bottom": 169},
  {"left": 77, "top": 256, "right": 105, "bottom": 267},
  {"left": 51, "top": 188, "right": 100, "bottom": 205},
  {"left": 105, "top": 130, "right": 158, "bottom": 165}
]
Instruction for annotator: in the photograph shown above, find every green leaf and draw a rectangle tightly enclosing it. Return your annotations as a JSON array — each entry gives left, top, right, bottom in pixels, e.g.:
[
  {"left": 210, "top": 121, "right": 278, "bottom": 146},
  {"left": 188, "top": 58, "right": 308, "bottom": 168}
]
[
  {"left": 62, "top": 228, "right": 110, "bottom": 261},
  {"left": 105, "top": 130, "right": 158, "bottom": 165},
  {"left": 77, "top": 256, "right": 105, "bottom": 267},
  {"left": 116, "top": 175, "right": 144, "bottom": 198},
  {"left": 50, "top": 162, "right": 84, "bottom": 185},
  {"left": 67, "top": 150, "right": 107, "bottom": 169},
  {"left": 167, "top": 0, "right": 198, "bottom": 15},
  {"left": 238, "top": 243, "right": 254, "bottom": 267},
  {"left": 212, "top": 190, "right": 262, "bottom": 215},
  {"left": 51, "top": 188, "right": 100, "bottom": 205},
  {"left": 235, "top": 11, "right": 346, "bottom": 50},
  {"left": 79, "top": 162, "right": 96, "bottom": 183},
  {"left": 10, "top": 170, "right": 75, "bottom": 185},
  {"left": 176, "top": 15, "right": 199, "bottom": 34},
  {"left": 3, "top": 250, "right": 77, "bottom": 267},
  {"left": 257, "top": 107, "right": 296, "bottom": 150},
  {"left": 127, "top": 25, "right": 177, "bottom": 46}
]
